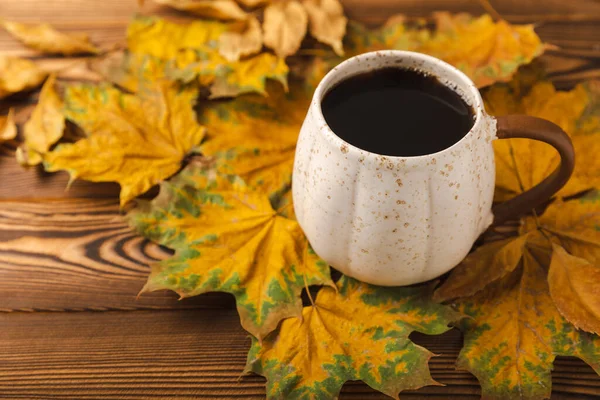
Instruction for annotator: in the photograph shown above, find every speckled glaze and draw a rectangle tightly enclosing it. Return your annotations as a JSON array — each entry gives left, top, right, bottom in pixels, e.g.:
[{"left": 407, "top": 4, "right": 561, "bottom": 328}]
[{"left": 293, "top": 50, "right": 497, "bottom": 286}]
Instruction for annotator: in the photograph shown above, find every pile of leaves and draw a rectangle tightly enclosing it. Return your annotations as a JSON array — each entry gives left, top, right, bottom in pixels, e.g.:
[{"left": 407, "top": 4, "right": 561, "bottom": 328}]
[{"left": 1, "top": 1, "right": 599, "bottom": 398}]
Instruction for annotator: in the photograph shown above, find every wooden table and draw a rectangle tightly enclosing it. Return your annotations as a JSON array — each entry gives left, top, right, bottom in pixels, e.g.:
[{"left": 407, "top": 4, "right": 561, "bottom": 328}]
[{"left": 1, "top": 0, "right": 599, "bottom": 398}]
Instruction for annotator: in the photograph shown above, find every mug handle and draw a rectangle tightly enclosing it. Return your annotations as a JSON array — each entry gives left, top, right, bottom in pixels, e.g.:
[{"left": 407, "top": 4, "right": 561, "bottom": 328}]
[{"left": 492, "top": 115, "right": 575, "bottom": 225}]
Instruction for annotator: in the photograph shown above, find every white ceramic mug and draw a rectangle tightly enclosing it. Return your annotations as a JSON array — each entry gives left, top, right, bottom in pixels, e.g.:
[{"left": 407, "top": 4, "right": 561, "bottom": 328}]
[{"left": 293, "top": 50, "right": 574, "bottom": 286}]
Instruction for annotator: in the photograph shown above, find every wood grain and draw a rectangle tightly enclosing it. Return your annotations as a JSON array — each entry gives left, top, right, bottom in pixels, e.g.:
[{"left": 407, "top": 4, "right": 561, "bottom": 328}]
[
  {"left": 0, "top": 198, "right": 234, "bottom": 311},
  {"left": 1, "top": 310, "right": 598, "bottom": 399}
]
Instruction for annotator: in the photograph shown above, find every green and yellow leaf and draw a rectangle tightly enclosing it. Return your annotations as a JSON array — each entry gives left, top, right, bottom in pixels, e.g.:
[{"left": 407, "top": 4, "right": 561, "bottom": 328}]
[
  {"left": 485, "top": 80, "right": 600, "bottom": 201},
  {"left": 246, "top": 275, "right": 462, "bottom": 399},
  {"left": 128, "top": 166, "right": 332, "bottom": 339},
  {"left": 1, "top": 20, "right": 99, "bottom": 55},
  {"left": 44, "top": 83, "right": 205, "bottom": 206},
  {"left": 16, "top": 74, "right": 65, "bottom": 166},
  {"left": 199, "top": 80, "right": 310, "bottom": 201},
  {"left": 126, "top": 15, "right": 288, "bottom": 97},
  {"left": 0, "top": 55, "right": 47, "bottom": 99}
]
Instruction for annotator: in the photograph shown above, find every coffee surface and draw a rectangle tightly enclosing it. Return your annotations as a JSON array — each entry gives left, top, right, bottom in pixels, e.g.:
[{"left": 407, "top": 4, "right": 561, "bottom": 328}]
[{"left": 321, "top": 67, "right": 475, "bottom": 157}]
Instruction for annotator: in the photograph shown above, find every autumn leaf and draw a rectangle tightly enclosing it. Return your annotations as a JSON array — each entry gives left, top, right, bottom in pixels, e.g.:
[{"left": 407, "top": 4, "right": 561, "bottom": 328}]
[
  {"left": 126, "top": 16, "right": 288, "bottom": 98},
  {"left": 484, "top": 80, "right": 600, "bottom": 201},
  {"left": 434, "top": 192, "right": 600, "bottom": 398},
  {"left": 263, "top": 0, "right": 308, "bottom": 58},
  {"left": 455, "top": 248, "right": 600, "bottom": 400},
  {"left": 199, "top": 79, "right": 309, "bottom": 201},
  {"left": 0, "top": 109, "right": 17, "bottom": 143},
  {"left": 153, "top": 0, "right": 248, "bottom": 20},
  {"left": 16, "top": 74, "right": 65, "bottom": 166},
  {"left": 305, "top": 13, "right": 544, "bottom": 89},
  {"left": 303, "top": 0, "right": 346, "bottom": 56},
  {"left": 218, "top": 16, "right": 263, "bottom": 62},
  {"left": 548, "top": 244, "right": 600, "bottom": 335},
  {"left": 44, "top": 83, "right": 205, "bottom": 206},
  {"left": 246, "top": 275, "right": 462, "bottom": 398},
  {"left": 0, "top": 56, "right": 47, "bottom": 99},
  {"left": 1, "top": 20, "right": 99, "bottom": 56},
  {"left": 236, "top": 0, "right": 268, "bottom": 6},
  {"left": 128, "top": 165, "right": 333, "bottom": 339}
]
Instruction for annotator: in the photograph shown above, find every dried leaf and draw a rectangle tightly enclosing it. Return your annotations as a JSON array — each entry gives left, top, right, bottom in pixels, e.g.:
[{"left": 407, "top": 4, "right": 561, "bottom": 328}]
[
  {"left": 199, "top": 80, "right": 309, "bottom": 201},
  {"left": 16, "top": 74, "right": 64, "bottom": 166},
  {"left": 263, "top": 0, "right": 308, "bottom": 58},
  {"left": 236, "top": 0, "right": 268, "bottom": 6},
  {"left": 44, "top": 83, "right": 205, "bottom": 206},
  {"left": 433, "top": 235, "right": 529, "bottom": 302},
  {"left": 246, "top": 275, "right": 462, "bottom": 398},
  {"left": 456, "top": 248, "right": 600, "bottom": 400},
  {"left": 1, "top": 20, "right": 99, "bottom": 56},
  {"left": 549, "top": 244, "right": 600, "bottom": 335},
  {"left": 153, "top": 0, "right": 248, "bottom": 20},
  {"left": 126, "top": 16, "right": 287, "bottom": 97},
  {"left": 0, "top": 109, "right": 17, "bottom": 143},
  {"left": 484, "top": 80, "right": 600, "bottom": 201},
  {"left": 218, "top": 16, "right": 262, "bottom": 62},
  {"left": 0, "top": 56, "right": 47, "bottom": 99},
  {"left": 128, "top": 165, "right": 333, "bottom": 339},
  {"left": 303, "top": 0, "right": 346, "bottom": 55}
]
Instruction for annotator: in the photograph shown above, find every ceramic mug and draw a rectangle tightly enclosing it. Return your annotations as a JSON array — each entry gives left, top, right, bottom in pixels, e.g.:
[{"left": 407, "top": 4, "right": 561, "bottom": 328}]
[{"left": 292, "top": 50, "right": 575, "bottom": 286}]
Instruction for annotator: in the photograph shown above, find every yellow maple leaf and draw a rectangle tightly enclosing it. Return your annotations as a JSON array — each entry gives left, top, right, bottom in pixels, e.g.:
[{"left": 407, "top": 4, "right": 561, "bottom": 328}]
[
  {"left": 484, "top": 80, "right": 600, "bottom": 201},
  {"left": 305, "top": 13, "right": 544, "bottom": 89},
  {"left": 455, "top": 247, "right": 600, "bottom": 400},
  {"left": 44, "top": 83, "right": 205, "bottom": 206},
  {"left": 1, "top": 20, "right": 99, "bottom": 56},
  {"left": 303, "top": 0, "right": 346, "bottom": 56},
  {"left": 262, "top": 0, "right": 308, "bottom": 58},
  {"left": 246, "top": 275, "right": 462, "bottom": 398},
  {"left": 0, "top": 55, "right": 47, "bottom": 99},
  {"left": 16, "top": 74, "right": 65, "bottom": 166},
  {"left": 0, "top": 109, "right": 17, "bottom": 143},
  {"left": 124, "top": 16, "right": 288, "bottom": 98},
  {"left": 153, "top": 0, "right": 248, "bottom": 20},
  {"left": 129, "top": 165, "right": 333, "bottom": 339},
  {"left": 434, "top": 192, "right": 600, "bottom": 399},
  {"left": 199, "top": 80, "right": 309, "bottom": 201}
]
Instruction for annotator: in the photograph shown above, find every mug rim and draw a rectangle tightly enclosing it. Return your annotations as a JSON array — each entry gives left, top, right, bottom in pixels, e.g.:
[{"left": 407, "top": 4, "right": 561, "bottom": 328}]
[{"left": 312, "top": 50, "right": 487, "bottom": 160}]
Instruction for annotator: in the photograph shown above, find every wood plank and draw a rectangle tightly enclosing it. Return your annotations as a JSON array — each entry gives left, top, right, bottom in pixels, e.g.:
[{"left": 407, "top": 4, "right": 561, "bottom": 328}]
[
  {"left": 0, "top": 198, "right": 234, "bottom": 311},
  {"left": 1, "top": 310, "right": 598, "bottom": 399}
]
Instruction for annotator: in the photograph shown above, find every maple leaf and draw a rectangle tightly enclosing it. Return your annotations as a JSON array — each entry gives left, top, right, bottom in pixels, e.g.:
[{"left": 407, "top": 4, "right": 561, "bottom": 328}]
[
  {"left": 44, "top": 83, "right": 205, "bottom": 206},
  {"left": 0, "top": 109, "right": 17, "bottom": 143},
  {"left": 16, "top": 74, "right": 65, "bottom": 166},
  {"left": 263, "top": 0, "right": 308, "bottom": 58},
  {"left": 1, "top": 20, "right": 99, "bottom": 56},
  {"left": 454, "top": 250, "right": 600, "bottom": 400},
  {"left": 153, "top": 0, "right": 248, "bottom": 20},
  {"left": 124, "top": 16, "right": 288, "bottom": 98},
  {"left": 305, "top": 12, "right": 544, "bottom": 89},
  {"left": 0, "top": 56, "right": 47, "bottom": 99},
  {"left": 236, "top": 0, "right": 268, "bottom": 6},
  {"left": 199, "top": 79, "right": 309, "bottom": 202},
  {"left": 484, "top": 80, "right": 600, "bottom": 201},
  {"left": 245, "top": 275, "right": 462, "bottom": 399},
  {"left": 435, "top": 192, "right": 600, "bottom": 398},
  {"left": 128, "top": 165, "right": 333, "bottom": 339}
]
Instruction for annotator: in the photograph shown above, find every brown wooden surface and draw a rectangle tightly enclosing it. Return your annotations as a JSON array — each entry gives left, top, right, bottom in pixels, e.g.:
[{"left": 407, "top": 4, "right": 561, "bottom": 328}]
[{"left": 1, "top": 0, "right": 599, "bottom": 398}]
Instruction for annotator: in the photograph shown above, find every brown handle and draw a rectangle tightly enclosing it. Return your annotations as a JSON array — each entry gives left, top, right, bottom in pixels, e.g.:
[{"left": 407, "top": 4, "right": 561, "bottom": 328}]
[{"left": 492, "top": 115, "right": 575, "bottom": 225}]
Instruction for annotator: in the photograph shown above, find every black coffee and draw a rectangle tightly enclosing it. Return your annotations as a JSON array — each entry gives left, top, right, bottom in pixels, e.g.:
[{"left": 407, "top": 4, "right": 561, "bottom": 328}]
[{"left": 321, "top": 67, "right": 475, "bottom": 157}]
